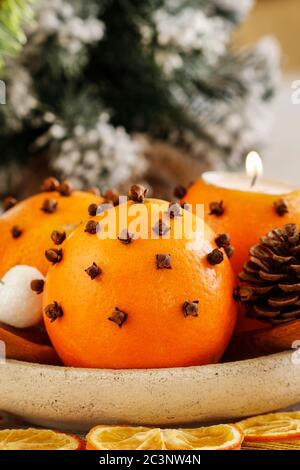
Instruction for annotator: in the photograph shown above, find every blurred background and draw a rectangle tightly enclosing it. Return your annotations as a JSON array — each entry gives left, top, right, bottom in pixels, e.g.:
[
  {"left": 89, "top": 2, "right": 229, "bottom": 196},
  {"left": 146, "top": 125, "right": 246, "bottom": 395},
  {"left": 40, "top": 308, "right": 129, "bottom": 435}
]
[
  {"left": 0, "top": 0, "right": 299, "bottom": 199},
  {"left": 236, "top": 0, "right": 300, "bottom": 187}
]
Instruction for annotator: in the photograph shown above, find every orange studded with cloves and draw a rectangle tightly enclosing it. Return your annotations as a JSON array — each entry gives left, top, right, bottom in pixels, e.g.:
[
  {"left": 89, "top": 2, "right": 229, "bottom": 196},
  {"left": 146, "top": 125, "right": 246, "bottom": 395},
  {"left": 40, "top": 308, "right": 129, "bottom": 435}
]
[
  {"left": 0, "top": 179, "right": 103, "bottom": 276},
  {"left": 183, "top": 180, "right": 300, "bottom": 276},
  {"left": 43, "top": 195, "right": 237, "bottom": 369},
  {"left": 183, "top": 180, "right": 300, "bottom": 333}
]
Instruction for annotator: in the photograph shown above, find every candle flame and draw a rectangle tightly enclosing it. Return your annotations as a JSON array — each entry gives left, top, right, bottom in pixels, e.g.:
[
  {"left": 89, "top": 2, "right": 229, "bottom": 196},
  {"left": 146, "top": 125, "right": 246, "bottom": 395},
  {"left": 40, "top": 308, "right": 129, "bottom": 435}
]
[
  {"left": 246, "top": 151, "right": 263, "bottom": 178},
  {"left": 246, "top": 151, "right": 263, "bottom": 187}
]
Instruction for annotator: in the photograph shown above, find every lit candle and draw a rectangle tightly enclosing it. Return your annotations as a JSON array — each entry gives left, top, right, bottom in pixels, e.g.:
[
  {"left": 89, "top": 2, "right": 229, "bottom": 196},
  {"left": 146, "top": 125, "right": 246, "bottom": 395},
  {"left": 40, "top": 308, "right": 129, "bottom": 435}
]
[
  {"left": 183, "top": 153, "right": 300, "bottom": 333},
  {"left": 246, "top": 151, "right": 263, "bottom": 188},
  {"left": 202, "top": 152, "right": 295, "bottom": 195}
]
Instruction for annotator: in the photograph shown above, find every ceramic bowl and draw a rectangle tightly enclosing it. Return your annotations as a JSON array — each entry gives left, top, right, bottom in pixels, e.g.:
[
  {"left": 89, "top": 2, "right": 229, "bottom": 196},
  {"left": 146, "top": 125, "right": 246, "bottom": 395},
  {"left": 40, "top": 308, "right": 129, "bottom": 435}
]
[{"left": 0, "top": 351, "right": 299, "bottom": 431}]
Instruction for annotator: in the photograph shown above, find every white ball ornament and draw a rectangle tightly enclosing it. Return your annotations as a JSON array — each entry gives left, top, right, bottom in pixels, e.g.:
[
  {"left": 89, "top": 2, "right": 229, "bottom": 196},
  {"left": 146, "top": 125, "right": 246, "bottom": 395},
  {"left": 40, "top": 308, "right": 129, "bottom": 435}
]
[{"left": 0, "top": 266, "right": 45, "bottom": 328}]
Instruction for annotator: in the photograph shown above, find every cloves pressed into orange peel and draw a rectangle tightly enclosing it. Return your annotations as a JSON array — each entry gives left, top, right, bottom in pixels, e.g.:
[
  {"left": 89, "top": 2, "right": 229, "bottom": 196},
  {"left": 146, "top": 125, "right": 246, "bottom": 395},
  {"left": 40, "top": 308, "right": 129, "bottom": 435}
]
[
  {"left": 51, "top": 230, "right": 66, "bottom": 245},
  {"left": 3, "top": 196, "right": 17, "bottom": 212},
  {"left": 0, "top": 177, "right": 103, "bottom": 276},
  {"left": 41, "top": 198, "right": 58, "bottom": 214},
  {"left": 42, "top": 189, "right": 236, "bottom": 369}
]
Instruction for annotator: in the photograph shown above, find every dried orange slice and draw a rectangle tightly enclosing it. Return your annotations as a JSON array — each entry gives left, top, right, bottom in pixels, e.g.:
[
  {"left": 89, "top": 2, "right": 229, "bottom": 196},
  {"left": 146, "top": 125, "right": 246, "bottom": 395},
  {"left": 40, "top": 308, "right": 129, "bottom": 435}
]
[
  {"left": 0, "top": 428, "right": 83, "bottom": 450},
  {"left": 243, "top": 440, "right": 300, "bottom": 450},
  {"left": 239, "top": 412, "right": 300, "bottom": 442},
  {"left": 86, "top": 424, "right": 243, "bottom": 450},
  {"left": 163, "top": 425, "right": 243, "bottom": 450},
  {"left": 86, "top": 427, "right": 165, "bottom": 450}
]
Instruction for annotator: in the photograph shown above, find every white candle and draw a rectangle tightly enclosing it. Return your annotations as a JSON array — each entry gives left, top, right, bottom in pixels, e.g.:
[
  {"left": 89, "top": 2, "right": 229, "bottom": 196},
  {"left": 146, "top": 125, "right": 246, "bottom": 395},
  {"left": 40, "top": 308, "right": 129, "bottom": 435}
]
[{"left": 202, "top": 152, "right": 296, "bottom": 195}]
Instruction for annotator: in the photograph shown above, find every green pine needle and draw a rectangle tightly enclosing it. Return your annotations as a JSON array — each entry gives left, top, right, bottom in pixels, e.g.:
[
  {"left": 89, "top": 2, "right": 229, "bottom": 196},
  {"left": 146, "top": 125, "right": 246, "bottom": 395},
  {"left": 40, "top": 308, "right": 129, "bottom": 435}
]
[{"left": 0, "top": 0, "right": 33, "bottom": 68}]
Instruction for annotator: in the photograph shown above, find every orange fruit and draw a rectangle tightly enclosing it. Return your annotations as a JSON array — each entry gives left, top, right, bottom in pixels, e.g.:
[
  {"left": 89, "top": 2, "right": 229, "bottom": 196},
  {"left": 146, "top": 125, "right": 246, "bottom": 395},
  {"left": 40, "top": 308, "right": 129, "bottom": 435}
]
[
  {"left": 86, "top": 424, "right": 243, "bottom": 450},
  {"left": 239, "top": 412, "right": 300, "bottom": 442},
  {"left": 0, "top": 428, "right": 84, "bottom": 450},
  {"left": 184, "top": 180, "right": 300, "bottom": 332},
  {"left": 43, "top": 194, "right": 237, "bottom": 369},
  {"left": 184, "top": 180, "right": 300, "bottom": 276},
  {"left": 0, "top": 183, "right": 102, "bottom": 277}
]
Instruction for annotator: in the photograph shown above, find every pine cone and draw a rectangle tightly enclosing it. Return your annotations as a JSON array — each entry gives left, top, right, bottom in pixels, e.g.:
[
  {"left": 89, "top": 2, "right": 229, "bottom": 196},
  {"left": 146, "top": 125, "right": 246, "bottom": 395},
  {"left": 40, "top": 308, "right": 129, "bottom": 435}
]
[{"left": 234, "top": 224, "right": 300, "bottom": 325}]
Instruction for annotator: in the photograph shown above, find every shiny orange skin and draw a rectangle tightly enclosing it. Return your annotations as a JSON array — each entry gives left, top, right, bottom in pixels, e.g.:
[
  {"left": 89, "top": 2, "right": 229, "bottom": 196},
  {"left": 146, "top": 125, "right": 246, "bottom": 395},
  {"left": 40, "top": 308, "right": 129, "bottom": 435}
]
[
  {"left": 43, "top": 199, "right": 237, "bottom": 369},
  {"left": 184, "top": 179, "right": 300, "bottom": 332},
  {"left": 0, "top": 191, "right": 102, "bottom": 277}
]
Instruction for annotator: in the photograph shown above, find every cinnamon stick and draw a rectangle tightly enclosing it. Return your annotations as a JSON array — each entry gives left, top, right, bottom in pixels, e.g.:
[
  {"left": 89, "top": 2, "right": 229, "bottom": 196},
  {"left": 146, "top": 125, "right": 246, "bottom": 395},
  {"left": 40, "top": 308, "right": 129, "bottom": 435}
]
[
  {"left": 0, "top": 327, "right": 61, "bottom": 365},
  {"left": 223, "top": 320, "right": 300, "bottom": 361}
]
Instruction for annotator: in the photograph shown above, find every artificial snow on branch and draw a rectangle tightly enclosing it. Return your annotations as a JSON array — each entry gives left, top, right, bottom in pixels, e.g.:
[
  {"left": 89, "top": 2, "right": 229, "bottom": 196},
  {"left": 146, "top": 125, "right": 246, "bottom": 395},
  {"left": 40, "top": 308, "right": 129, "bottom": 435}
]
[
  {"left": 44, "top": 114, "right": 145, "bottom": 190},
  {"left": 0, "top": 0, "right": 280, "bottom": 196}
]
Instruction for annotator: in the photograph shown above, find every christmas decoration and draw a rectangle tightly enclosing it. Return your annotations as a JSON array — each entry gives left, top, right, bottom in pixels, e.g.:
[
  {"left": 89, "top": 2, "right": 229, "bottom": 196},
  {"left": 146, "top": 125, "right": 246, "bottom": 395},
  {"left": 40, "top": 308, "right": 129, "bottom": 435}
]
[
  {"left": 0, "top": 0, "right": 280, "bottom": 197},
  {"left": 0, "top": 265, "right": 44, "bottom": 328},
  {"left": 0, "top": 0, "right": 145, "bottom": 196},
  {"left": 235, "top": 224, "right": 300, "bottom": 325},
  {"left": 43, "top": 189, "right": 237, "bottom": 369},
  {"left": 0, "top": 178, "right": 102, "bottom": 276},
  {"left": 183, "top": 156, "right": 300, "bottom": 278}
]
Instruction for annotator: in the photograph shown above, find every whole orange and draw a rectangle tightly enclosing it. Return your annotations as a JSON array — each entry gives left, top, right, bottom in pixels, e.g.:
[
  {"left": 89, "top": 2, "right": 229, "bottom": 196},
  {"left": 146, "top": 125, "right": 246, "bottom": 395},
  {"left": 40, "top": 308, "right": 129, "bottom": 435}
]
[
  {"left": 43, "top": 196, "right": 237, "bottom": 369},
  {"left": 183, "top": 180, "right": 300, "bottom": 332},
  {"left": 0, "top": 185, "right": 102, "bottom": 277}
]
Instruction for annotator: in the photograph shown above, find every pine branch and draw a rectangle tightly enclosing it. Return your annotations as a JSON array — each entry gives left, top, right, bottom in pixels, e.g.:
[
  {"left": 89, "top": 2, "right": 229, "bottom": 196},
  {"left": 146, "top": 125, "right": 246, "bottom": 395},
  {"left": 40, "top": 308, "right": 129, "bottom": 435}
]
[
  {"left": 0, "top": 0, "right": 33, "bottom": 68},
  {"left": 0, "top": 0, "right": 280, "bottom": 193}
]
